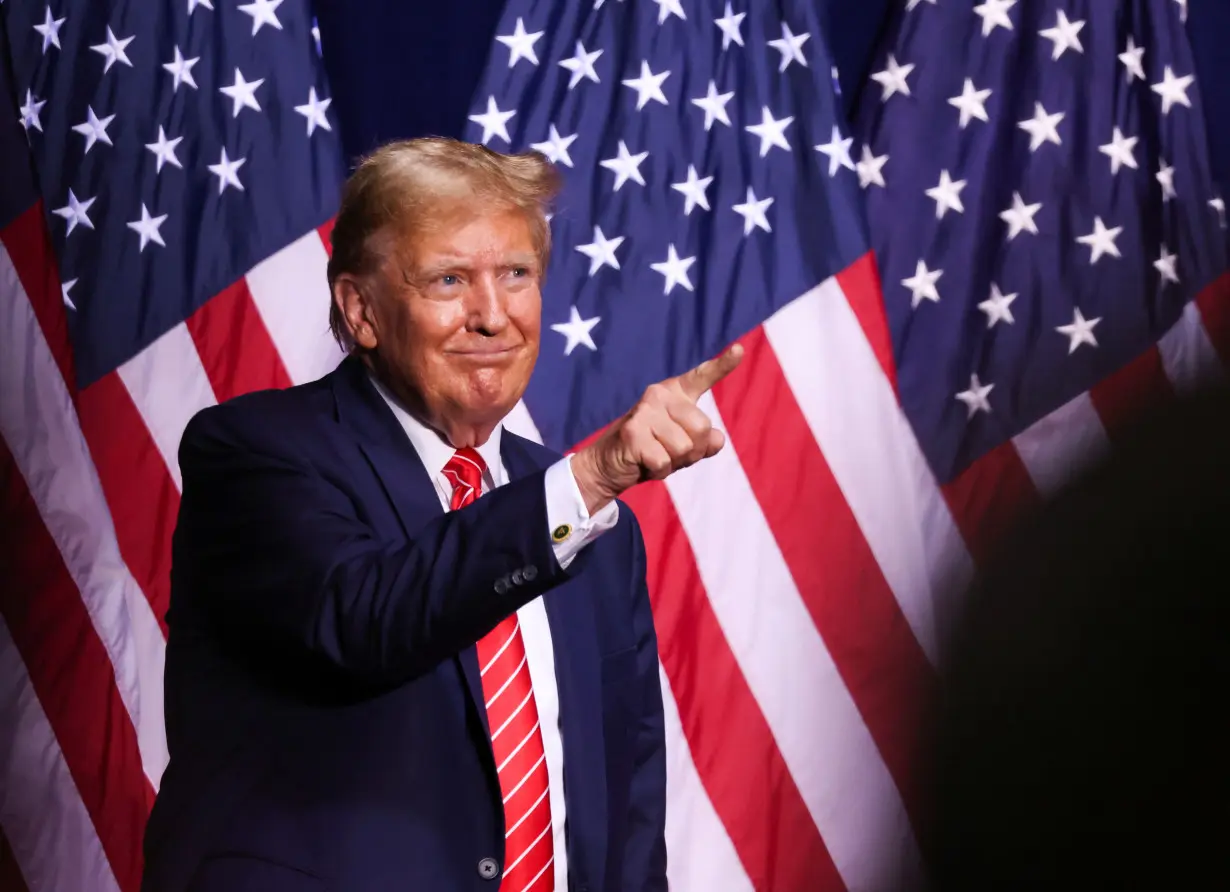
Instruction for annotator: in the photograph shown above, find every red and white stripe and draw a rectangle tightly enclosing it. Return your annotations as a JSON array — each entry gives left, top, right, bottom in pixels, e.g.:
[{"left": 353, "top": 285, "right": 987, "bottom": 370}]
[
  {"left": 0, "top": 205, "right": 336, "bottom": 892},
  {"left": 5, "top": 192, "right": 1230, "bottom": 892}
]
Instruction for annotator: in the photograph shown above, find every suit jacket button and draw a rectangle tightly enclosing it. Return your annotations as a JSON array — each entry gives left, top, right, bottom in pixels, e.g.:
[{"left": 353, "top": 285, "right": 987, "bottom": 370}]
[
  {"left": 494, "top": 577, "right": 509, "bottom": 595},
  {"left": 523, "top": 564, "right": 538, "bottom": 582},
  {"left": 510, "top": 568, "right": 524, "bottom": 586},
  {"left": 477, "top": 857, "right": 500, "bottom": 880}
]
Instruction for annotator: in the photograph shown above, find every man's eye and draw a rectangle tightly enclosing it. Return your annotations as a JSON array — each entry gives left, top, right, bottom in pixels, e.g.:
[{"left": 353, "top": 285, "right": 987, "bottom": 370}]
[
  {"left": 441, "top": 274, "right": 459, "bottom": 286},
  {"left": 511, "top": 267, "right": 528, "bottom": 278}
]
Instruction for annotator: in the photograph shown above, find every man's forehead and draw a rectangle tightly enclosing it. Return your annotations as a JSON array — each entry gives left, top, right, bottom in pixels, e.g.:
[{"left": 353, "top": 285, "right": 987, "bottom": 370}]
[{"left": 401, "top": 212, "right": 537, "bottom": 261}]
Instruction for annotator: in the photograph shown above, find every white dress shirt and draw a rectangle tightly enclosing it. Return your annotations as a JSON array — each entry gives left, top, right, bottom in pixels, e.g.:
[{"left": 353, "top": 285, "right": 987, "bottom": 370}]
[{"left": 370, "top": 379, "right": 618, "bottom": 887}]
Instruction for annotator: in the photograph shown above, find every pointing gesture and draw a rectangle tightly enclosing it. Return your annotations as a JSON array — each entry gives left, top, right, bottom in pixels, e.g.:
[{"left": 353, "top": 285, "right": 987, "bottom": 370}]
[
  {"left": 571, "top": 344, "right": 744, "bottom": 514},
  {"left": 676, "top": 343, "right": 746, "bottom": 402}
]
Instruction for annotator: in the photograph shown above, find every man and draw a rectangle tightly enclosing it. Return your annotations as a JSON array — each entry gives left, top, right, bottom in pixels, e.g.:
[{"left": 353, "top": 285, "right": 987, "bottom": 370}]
[{"left": 142, "top": 137, "right": 742, "bottom": 892}]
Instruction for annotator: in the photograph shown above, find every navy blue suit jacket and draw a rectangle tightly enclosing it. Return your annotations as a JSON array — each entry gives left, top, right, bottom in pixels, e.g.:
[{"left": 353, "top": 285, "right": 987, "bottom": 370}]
[{"left": 142, "top": 355, "right": 668, "bottom": 892}]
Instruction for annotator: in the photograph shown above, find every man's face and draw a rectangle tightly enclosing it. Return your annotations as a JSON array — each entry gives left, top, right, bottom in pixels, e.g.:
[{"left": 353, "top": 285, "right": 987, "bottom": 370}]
[{"left": 365, "top": 206, "right": 542, "bottom": 444}]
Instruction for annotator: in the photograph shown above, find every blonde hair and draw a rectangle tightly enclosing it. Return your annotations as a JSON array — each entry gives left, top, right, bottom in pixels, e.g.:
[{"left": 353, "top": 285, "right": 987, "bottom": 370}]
[{"left": 326, "top": 137, "right": 562, "bottom": 349}]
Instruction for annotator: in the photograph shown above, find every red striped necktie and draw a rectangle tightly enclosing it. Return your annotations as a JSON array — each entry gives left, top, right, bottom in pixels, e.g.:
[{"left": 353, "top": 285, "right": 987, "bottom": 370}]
[{"left": 443, "top": 448, "right": 555, "bottom": 892}]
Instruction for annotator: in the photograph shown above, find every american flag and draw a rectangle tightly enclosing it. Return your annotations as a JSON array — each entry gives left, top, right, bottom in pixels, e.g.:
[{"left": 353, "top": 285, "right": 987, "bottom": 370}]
[
  {"left": 2, "top": 2, "right": 1229, "bottom": 892},
  {"left": 0, "top": 1, "right": 344, "bottom": 890},
  {"left": 854, "top": 0, "right": 1230, "bottom": 566}
]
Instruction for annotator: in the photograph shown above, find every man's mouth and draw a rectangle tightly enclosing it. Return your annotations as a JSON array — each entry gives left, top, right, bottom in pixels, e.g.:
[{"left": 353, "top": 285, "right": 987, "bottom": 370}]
[{"left": 448, "top": 345, "right": 519, "bottom": 358}]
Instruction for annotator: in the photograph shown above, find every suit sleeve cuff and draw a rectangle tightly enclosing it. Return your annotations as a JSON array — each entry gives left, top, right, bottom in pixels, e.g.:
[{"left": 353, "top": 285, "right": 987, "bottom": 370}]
[{"left": 544, "top": 455, "right": 620, "bottom": 570}]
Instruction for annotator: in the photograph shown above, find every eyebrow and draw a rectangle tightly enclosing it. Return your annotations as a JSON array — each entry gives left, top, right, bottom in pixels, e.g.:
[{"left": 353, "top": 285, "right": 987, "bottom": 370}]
[{"left": 408, "top": 254, "right": 540, "bottom": 281}]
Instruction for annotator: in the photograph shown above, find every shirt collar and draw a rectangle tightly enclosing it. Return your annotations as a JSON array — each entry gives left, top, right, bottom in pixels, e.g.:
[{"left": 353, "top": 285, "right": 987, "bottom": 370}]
[{"left": 368, "top": 374, "right": 505, "bottom": 487}]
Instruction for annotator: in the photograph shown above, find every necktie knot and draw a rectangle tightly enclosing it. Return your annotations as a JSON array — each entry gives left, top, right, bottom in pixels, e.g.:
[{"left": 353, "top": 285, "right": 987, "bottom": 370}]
[{"left": 443, "top": 447, "right": 486, "bottom": 510}]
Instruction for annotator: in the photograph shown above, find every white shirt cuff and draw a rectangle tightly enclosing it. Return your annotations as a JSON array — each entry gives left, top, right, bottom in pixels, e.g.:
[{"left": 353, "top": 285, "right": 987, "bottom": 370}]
[{"left": 543, "top": 455, "right": 620, "bottom": 569}]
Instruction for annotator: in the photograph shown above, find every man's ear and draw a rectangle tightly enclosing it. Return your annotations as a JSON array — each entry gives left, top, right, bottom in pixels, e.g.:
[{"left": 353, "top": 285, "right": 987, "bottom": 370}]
[{"left": 333, "top": 274, "right": 380, "bottom": 350}]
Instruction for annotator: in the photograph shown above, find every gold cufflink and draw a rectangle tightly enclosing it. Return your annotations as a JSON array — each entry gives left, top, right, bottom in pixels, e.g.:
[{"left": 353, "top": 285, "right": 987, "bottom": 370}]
[{"left": 551, "top": 524, "right": 573, "bottom": 544}]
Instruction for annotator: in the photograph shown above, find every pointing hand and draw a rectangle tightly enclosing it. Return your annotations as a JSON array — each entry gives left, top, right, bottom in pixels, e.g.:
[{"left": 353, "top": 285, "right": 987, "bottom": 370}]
[{"left": 570, "top": 344, "right": 744, "bottom": 514}]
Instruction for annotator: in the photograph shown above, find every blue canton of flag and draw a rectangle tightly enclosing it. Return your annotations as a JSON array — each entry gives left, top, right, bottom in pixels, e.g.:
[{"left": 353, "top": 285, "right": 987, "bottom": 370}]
[
  {"left": 7, "top": 0, "right": 344, "bottom": 388},
  {"left": 462, "top": 0, "right": 869, "bottom": 452},
  {"left": 853, "top": 0, "right": 1229, "bottom": 482}
]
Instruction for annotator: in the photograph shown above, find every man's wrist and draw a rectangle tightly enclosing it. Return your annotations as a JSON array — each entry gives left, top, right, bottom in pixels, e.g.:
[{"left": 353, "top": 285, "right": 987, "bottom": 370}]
[{"left": 570, "top": 446, "right": 617, "bottom": 516}]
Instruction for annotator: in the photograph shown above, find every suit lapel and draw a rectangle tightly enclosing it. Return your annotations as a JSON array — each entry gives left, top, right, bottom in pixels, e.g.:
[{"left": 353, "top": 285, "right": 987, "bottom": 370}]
[
  {"left": 503, "top": 436, "right": 610, "bottom": 885},
  {"left": 330, "top": 355, "right": 442, "bottom": 535},
  {"left": 330, "top": 356, "right": 491, "bottom": 732}
]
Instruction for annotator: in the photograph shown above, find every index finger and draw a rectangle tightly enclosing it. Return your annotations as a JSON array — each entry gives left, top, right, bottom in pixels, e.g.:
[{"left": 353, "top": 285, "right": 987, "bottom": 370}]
[{"left": 677, "top": 343, "right": 744, "bottom": 401}]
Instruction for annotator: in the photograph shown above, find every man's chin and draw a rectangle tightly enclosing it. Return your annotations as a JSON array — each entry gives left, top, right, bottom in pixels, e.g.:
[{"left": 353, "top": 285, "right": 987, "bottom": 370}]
[{"left": 448, "top": 382, "right": 523, "bottom": 424}]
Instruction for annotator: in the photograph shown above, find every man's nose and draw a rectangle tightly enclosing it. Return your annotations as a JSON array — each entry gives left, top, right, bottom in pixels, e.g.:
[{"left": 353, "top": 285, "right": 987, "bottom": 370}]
[{"left": 465, "top": 274, "right": 509, "bottom": 334}]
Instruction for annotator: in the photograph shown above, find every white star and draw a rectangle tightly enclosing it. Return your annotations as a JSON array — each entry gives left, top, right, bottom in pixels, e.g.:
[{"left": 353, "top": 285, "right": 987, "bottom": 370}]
[
  {"left": 145, "top": 126, "right": 184, "bottom": 172},
  {"left": 999, "top": 191, "right": 1042, "bottom": 239},
  {"left": 871, "top": 53, "right": 914, "bottom": 101},
  {"left": 1157, "top": 161, "right": 1177, "bottom": 201},
  {"left": 599, "top": 141, "right": 648, "bottom": 191},
  {"left": 530, "top": 124, "right": 577, "bottom": 167},
  {"left": 187, "top": 0, "right": 213, "bottom": 11},
  {"left": 814, "top": 126, "right": 854, "bottom": 177},
  {"left": 955, "top": 374, "right": 994, "bottom": 418},
  {"left": 622, "top": 61, "right": 670, "bottom": 110},
  {"left": 52, "top": 190, "right": 96, "bottom": 236},
  {"left": 1018, "top": 102, "right": 1064, "bottom": 152},
  {"left": 856, "top": 144, "right": 888, "bottom": 188},
  {"left": 732, "top": 187, "right": 774, "bottom": 235},
  {"left": 559, "top": 40, "right": 602, "bottom": 88},
  {"left": 768, "top": 22, "right": 809, "bottom": 71},
  {"left": 1056, "top": 308, "right": 1101, "bottom": 354},
  {"left": 127, "top": 203, "right": 168, "bottom": 252},
  {"left": 1152, "top": 66, "right": 1194, "bottom": 115},
  {"left": 551, "top": 306, "right": 600, "bottom": 356},
  {"left": 90, "top": 26, "right": 135, "bottom": 73},
  {"left": 19, "top": 89, "right": 46, "bottom": 133},
  {"left": 294, "top": 87, "right": 332, "bottom": 136},
  {"left": 926, "top": 170, "right": 967, "bottom": 219},
  {"left": 1076, "top": 217, "right": 1123, "bottom": 264},
  {"left": 902, "top": 260, "right": 942, "bottom": 308},
  {"left": 238, "top": 0, "right": 283, "bottom": 35},
  {"left": 496, "top": 17, "right": 543, "bottom": 67},
  {"left": 1154, "top": 245, "right": 1180, "bottom": 284},
  {"left": 468, "top": 95, "right": 515, "bottom": 144},
  {"left": 61, "top": 278, "right": 78, "bottom": 311},
  {"left": 973, "top": 0, "right": 1015, "bottom": 36},
  {"left": 672, "top": 165, "right": 713, "bottom": 214},
  {"left": 691, "top": 80, "right": 734, "bottom": 130},
  {"left": 34, "top": 6, "right": 66, "bottom": 54},
  {"left": 163, "top": 46, "right": 200, "bottom": 91},
  {"left": 1098, "top": 127, "right": 1138, "bottom": 175},
  {"left": 575, "top": 226, "right": 624, "bottom": 275},
  {"left": 978, "top": 283, "right": 1017, "bottom": 327},
  {"left": 1039, "top": 10, "right": 1084, "bottom": 60},
  {"left": 71, "top": 106, "right": 115, "bottom": 154},
  {"left": 1211, "top": 197, "right": 1227, "bottom": 229},
  {"left": 208, "top": 147, "right": 246, "bottom": 194},
  {"left": 948, "top": 78, "right": 992, "bottom": 128},
  {"left": 745, "top": 107, "right": 793, "bottom": 157},
  {"left": 1119, "top": 35, "right": 1146, "bottom": 82},
  {"left": 650, "top": 244, "right": 697, "bottom": 295},
  {"left": 652, "top": 0, "right": 686, "bottom": 24},
  {"left": 219, "top": 68, "right": 264, "bottom": 118},
  {"left": 714, "top": 2, "right": 745, "bottom": 49}
]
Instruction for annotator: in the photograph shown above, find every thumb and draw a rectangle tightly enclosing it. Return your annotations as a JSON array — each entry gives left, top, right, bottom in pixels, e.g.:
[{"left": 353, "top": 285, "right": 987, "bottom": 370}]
[{"left": 678, "top": 343, "right": 744, "bottom": 402}]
